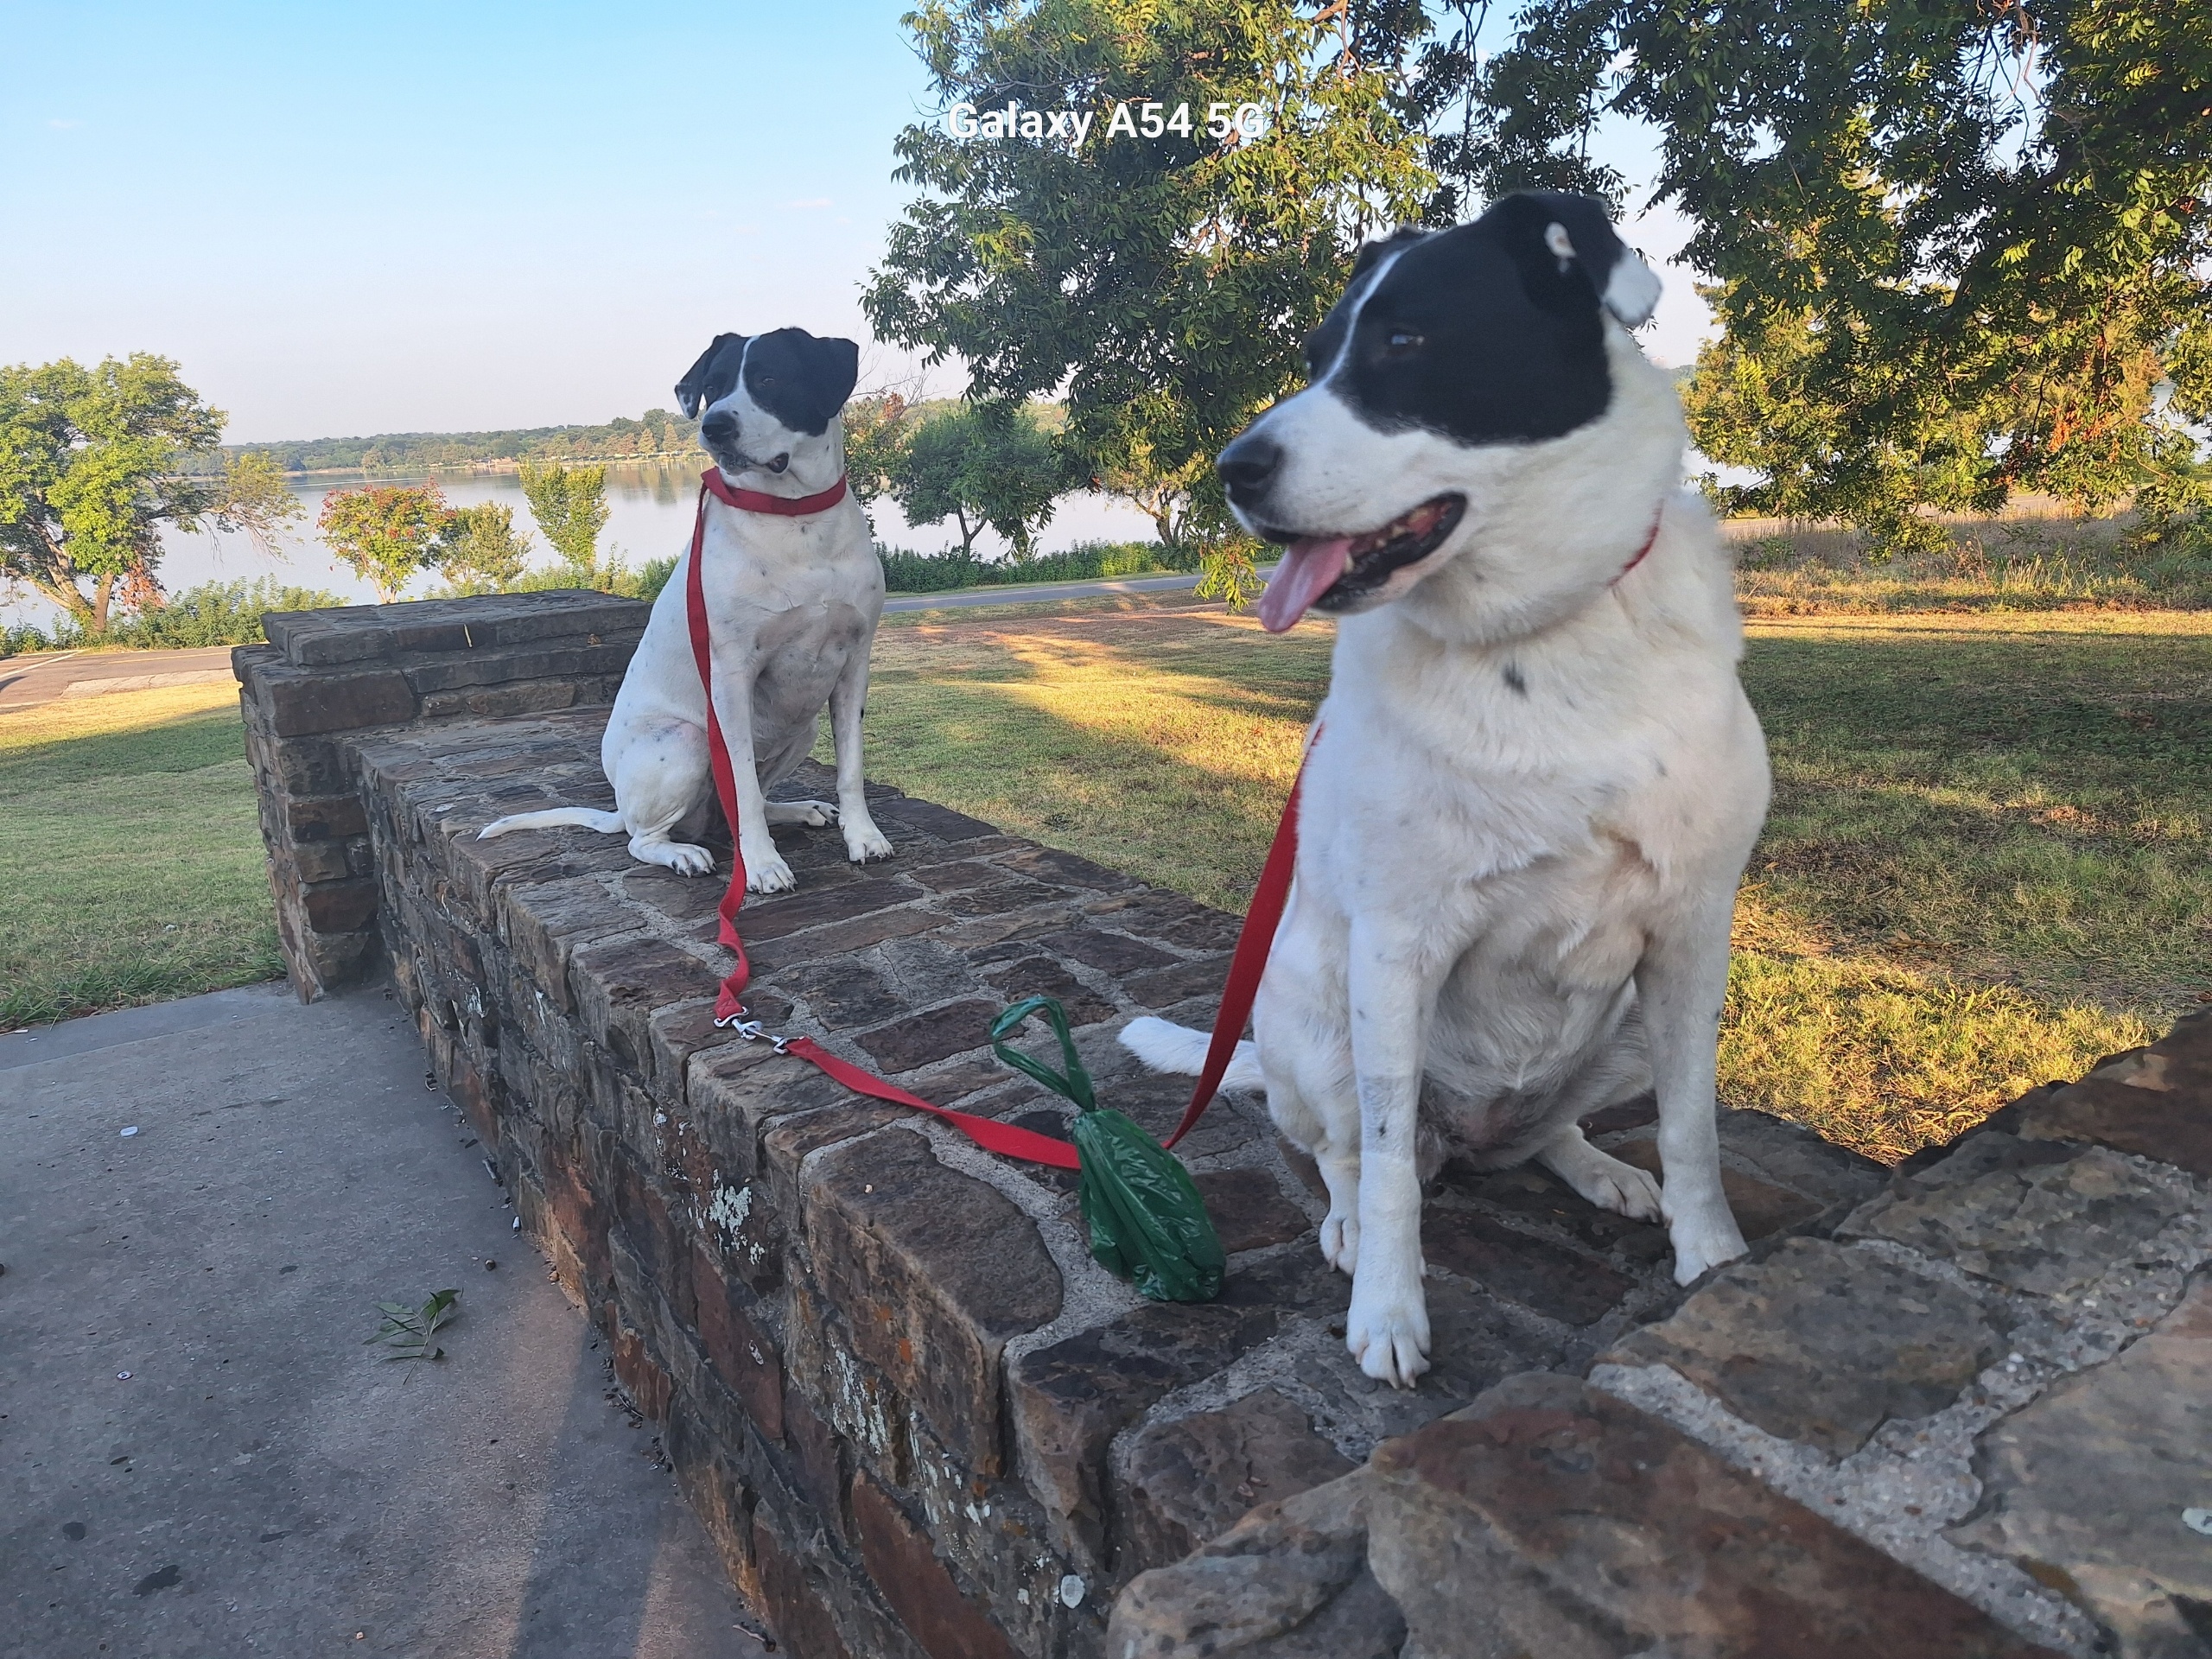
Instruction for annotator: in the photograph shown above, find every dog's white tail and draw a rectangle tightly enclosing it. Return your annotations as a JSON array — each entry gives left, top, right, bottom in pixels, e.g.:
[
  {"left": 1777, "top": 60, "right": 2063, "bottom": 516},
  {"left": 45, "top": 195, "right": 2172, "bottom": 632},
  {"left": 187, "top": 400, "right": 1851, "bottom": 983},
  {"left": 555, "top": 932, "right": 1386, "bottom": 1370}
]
[
  {"left": 1118, "top": 1015, "right": 1264, "bottom": 1092},
  {"left": 476, "top": 807, "right": 626, "bottom": 841}
]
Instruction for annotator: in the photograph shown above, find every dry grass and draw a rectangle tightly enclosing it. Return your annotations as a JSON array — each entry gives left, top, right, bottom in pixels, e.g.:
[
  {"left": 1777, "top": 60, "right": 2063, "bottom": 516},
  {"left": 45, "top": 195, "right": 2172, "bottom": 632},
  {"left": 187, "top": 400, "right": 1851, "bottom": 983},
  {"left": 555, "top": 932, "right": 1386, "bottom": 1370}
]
[
  {"left": 859, "top": 595, "right": 2207, "bottom": 1162},
  {"left": 1726, "top": 505, "right": 2212, "bottom": 615}
]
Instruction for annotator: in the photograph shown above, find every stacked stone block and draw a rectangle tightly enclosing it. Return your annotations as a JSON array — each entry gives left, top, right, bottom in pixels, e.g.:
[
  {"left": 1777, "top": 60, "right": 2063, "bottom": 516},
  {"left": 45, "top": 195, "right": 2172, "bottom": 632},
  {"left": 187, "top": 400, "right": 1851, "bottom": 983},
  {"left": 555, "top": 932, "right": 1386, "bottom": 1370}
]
[
  {"left": 1116, "top": 1013, "right": 2212, "bottom": 1659},
  {"left": 324, "top": 695, "right": 1929, "bottom": 1658},
  {"left": 231, "top": 590, "right": 646, "bottom": 998}
]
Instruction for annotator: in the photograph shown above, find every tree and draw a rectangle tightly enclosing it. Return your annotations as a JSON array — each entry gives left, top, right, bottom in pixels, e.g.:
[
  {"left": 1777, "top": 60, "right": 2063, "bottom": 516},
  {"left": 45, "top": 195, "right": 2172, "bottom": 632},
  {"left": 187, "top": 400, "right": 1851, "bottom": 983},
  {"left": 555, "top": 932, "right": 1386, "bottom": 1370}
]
[
  {"left": 863, "top": 0, "right": 1435, "bottom": 598},
  {"left": 518, "top": 461, "right": 610, "bottom": 579},
  {"left": 0, "top": 354, "right": 302, "bottom": 632},
  {"left": 318, "top": 484, "right": 450, "bottom": 603},
  {"left": 435, "top": 501, "right": 532, "bottom": 591},
  {"left": 888, "top": 400, "right": 1071, "bottom": 561},
  {"left": 1424, "top": 0, "right": 2212, "bottom": 553},
  {"left": 842, "top": 392, "right": 913, "bottom": 510}
]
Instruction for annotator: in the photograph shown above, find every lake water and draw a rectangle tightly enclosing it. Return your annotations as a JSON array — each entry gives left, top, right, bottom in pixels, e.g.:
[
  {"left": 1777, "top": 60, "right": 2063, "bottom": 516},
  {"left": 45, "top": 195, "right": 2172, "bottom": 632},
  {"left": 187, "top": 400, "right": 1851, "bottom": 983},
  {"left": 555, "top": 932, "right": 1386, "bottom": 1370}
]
[{"left": 2, "top": 457, "right": 1155, "bottom": 631}]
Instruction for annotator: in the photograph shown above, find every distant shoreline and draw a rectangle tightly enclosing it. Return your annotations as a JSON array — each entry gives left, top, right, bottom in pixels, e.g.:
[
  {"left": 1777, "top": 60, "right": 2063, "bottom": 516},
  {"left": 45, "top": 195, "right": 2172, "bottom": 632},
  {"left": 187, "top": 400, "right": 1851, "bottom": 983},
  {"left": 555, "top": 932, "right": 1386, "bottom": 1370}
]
[{"left": 185, "top": 449, "right": 708, "bottom": 480}]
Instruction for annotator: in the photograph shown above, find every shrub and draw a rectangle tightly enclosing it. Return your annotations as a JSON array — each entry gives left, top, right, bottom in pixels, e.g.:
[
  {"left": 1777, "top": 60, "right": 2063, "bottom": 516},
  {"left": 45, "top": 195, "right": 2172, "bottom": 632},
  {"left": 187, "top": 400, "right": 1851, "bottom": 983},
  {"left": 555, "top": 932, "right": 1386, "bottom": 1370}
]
[
  {"left": 877, "top": 538, "right": 1195, "bottom": 593},
  {"left": 3, "top": 580, "right": 353, "bottom": 653}
]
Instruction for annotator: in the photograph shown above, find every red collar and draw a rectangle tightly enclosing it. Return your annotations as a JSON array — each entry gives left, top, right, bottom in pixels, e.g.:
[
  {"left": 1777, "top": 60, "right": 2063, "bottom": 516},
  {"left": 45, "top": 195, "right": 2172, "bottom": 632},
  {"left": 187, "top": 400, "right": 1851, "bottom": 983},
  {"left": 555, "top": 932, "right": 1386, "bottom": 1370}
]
[
  {"left": 701, "top": 467, "right": 849, "bottom": 516},
  {"left": 1609, "top": 505, "right": 1664, "bottom": 587}
]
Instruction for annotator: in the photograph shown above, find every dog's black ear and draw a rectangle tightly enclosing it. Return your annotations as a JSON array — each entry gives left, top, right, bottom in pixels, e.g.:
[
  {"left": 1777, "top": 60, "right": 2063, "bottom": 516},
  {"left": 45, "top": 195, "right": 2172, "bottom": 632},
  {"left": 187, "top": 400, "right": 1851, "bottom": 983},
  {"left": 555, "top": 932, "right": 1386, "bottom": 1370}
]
[
  {"left": 1350, "top": 226, "right": 1427, "bottom": 281},
  {"left": 807, "top": 336, "right": 861, "bottom": 419},
  {"left": 676, "top": 333, "right": 745, "bottom": 419},
  {"left": 1490, "top": 193, "right": 1661, "bottom": 327}
]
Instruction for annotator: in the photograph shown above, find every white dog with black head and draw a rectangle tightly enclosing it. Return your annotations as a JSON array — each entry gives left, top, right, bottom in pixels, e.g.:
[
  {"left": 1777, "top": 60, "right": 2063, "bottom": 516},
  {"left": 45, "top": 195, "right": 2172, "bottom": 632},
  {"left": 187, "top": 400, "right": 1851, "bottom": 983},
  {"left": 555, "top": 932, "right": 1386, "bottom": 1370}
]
[
  {"left": 478, "top": 327, "right": 894, "bottom": 893},
  {"left": 1122, "top": 193, "right": 1770, "bottom": 1387}
]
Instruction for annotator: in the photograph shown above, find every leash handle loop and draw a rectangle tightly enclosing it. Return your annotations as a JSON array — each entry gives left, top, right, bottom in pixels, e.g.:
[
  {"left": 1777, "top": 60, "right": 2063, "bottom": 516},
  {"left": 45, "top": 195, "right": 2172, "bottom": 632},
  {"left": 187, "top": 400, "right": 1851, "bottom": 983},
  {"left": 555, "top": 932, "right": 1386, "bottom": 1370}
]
[{"left": 990, "top": 995, "right": 1097, "bottom": 1112}]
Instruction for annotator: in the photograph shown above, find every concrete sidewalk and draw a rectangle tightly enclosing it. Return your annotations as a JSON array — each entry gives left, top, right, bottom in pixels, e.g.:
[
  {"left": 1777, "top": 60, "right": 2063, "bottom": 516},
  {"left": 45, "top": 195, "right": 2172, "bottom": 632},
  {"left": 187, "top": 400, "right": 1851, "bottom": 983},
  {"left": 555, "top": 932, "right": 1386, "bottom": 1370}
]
[{"left": 0, "top": 982, "right": 761, "bottom": 1659}]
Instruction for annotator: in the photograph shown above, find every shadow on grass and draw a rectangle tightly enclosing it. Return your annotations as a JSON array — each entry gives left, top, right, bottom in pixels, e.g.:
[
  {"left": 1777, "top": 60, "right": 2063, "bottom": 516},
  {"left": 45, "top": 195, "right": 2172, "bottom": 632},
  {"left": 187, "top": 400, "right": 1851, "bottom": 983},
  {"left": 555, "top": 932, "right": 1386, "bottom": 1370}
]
[
  {"left": 866, "top": 612, "right": 2201, "bottom": 1160},
  {"left": 0, "top": 703, "right": 251, "bottom": 794}
]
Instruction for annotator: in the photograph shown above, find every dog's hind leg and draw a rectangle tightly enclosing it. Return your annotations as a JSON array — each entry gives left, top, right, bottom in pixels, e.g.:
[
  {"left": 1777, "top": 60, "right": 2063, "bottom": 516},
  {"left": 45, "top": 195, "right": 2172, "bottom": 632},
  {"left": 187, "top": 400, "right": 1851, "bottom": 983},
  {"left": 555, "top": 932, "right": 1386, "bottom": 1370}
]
[
  {"left": 609, "top": 720, "right": 717, "bottom": 878},
  {"left": 1530, "top": 1008, "right": 1662, "bottom": 1221},
  {"left": 1266, "top": 1069, "right": 1364, "bottom": 1277}
]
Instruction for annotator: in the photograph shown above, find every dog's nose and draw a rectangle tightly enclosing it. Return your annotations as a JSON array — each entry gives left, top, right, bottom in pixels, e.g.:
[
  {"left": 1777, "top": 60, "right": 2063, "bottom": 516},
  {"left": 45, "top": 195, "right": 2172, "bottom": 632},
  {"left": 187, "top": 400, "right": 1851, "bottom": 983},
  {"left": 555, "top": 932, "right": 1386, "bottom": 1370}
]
[
  {"left": 701, "top": 410, "right": 736, "bottom": 445},
  {"left": 1217, "top": 435, "right": 1282, "bottom": 505}
]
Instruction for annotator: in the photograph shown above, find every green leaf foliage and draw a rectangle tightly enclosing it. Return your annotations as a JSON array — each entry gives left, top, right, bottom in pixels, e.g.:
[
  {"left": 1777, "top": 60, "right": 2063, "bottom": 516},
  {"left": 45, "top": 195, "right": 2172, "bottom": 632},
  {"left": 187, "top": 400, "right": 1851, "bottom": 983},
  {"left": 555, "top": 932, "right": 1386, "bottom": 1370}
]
[
  {"left": 887, "top": 399, "right": 1074, "bottom": 560},
  {"left": 198, "top": 408, "right": 701, "bottom": 475},
  {"left": 0, "top": 354, "right": 300, "bottom": 632},
  {"left": 435, "top": 500, "right": 533, "bottom": 592},
  {"left": 316, "top": 484, "right": 450, "bottom": 603},
  {"left": 365, "top": 1288, "right": 460, "bottom": 1365},
  {"left": 863, "top": 0, "right": 1437, "bottom": 592},
  {"left": 518, "top": 461, "right": 610, "bottom": 577},
  {"left": 1427, "top": 0, "right": 2212, "bottom": 552}
]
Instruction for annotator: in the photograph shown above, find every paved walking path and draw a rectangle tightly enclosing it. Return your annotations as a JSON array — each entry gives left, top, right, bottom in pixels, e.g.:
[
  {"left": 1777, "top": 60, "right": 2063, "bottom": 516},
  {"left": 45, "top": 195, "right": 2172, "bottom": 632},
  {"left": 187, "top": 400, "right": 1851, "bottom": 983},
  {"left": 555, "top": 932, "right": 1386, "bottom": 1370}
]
[
  {"left": 0, "top": 982, "right": 760, "bottom": 1658},
  {"left": 0, "top": 646, "right": 241, "bottom": 713},
  {"left": 0, "top": 572, "right": 1263, "bottom": 712},
  {"left": 881, "top": 569, "right": 1216, "bottom": 612}
]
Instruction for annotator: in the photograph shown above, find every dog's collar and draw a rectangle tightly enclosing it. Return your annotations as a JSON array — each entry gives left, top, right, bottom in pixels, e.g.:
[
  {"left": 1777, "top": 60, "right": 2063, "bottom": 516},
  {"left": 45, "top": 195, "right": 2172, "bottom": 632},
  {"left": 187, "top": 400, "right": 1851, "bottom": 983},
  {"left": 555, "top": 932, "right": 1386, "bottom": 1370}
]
[
  {"left": 1609, "top": 505, "right": 1664, "bottom": 588},
  {"left": 702, "top": 467, "right": 849, "bottom": 517}
]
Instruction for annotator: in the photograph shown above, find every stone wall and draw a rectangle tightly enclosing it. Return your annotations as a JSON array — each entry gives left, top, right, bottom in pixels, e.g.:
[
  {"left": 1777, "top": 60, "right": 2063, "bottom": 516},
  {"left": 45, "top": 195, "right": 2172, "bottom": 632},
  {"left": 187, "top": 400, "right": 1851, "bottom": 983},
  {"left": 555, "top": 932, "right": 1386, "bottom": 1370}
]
[
  {"left": 236, "top": 597, "right": 2210, "bottom": 1659},
  {"left": 1113, "top": 1014, "right": 2212, "bottom": 1659},
  {"left": 233, "top": 590, "right": 646, "bottom": 999}
]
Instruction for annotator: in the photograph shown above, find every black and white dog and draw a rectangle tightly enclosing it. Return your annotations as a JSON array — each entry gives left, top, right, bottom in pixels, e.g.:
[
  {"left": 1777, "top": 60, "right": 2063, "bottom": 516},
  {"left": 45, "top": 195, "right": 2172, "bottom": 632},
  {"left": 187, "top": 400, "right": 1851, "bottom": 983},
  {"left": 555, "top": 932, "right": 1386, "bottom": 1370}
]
[
  {"left": 1124, "top": 194, "right": 1770, "bottom": 1387},
  {"left": 478, "top": 328, "right": 893, "bottom": 892}
]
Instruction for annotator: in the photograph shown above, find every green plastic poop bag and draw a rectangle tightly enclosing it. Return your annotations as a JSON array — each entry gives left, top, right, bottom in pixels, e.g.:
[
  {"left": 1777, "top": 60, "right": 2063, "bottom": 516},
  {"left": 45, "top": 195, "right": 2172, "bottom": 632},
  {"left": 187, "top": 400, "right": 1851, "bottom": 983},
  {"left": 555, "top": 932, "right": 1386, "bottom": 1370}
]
[{"left": 989, "top": 995, "right": 1225, "bottom": 1303}]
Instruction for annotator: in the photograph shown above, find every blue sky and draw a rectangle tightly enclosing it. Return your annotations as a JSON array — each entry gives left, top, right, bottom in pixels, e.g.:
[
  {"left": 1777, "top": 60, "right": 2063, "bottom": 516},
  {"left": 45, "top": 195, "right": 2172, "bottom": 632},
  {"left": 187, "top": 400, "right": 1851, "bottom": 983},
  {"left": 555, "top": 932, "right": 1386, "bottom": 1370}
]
[{"left": 1, "top": 2, "right": 1710, "bottom": 442}]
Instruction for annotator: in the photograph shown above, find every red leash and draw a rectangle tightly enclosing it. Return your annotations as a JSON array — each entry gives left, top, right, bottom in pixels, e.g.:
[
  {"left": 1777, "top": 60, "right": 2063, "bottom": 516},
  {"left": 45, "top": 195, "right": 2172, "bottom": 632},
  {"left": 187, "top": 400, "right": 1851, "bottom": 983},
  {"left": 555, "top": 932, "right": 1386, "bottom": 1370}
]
[
  {"left": 683, "top": 469, "right": 1104, "bottom": 1170},
  {"left": 682, "top": 477, "right": 1660, "bottom": 1171}
]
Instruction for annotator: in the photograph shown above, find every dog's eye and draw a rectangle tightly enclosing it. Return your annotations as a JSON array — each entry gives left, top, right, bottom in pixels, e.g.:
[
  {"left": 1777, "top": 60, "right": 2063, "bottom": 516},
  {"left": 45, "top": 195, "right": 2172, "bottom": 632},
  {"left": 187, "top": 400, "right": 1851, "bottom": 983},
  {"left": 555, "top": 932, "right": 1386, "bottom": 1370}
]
[{"left": 1382, "top": 330, "right": 1424, "bottom": 356}]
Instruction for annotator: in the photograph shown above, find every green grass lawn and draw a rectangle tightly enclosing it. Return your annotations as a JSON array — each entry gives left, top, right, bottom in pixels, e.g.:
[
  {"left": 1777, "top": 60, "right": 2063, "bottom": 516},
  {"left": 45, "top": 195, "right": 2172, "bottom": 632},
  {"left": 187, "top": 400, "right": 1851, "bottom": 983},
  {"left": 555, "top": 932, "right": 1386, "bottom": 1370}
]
[
  {"left": 9, "top": 593, "right": 2206, "bottom": 1167},
  {"left": 0, "top": 683, "right": 283, "bottom": 1027},
  {"left": 856, "top": 600, "right": 2209, "bottom": 1161}
]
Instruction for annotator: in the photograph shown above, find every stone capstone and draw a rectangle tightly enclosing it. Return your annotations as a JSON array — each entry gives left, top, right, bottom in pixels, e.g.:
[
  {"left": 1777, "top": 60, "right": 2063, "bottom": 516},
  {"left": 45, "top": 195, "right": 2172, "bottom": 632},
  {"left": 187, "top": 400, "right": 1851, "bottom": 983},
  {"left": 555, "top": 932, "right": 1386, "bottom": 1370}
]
[
  {"left": 1947, "top": 1273, "right": 2212, "bottom": 1656},
  {"left": 1605, "top": 1237, "right": 2011, "bottom": 1456},
  {"left": 1842, "top": 1141, "right": 2195, "bottom": 1298}
]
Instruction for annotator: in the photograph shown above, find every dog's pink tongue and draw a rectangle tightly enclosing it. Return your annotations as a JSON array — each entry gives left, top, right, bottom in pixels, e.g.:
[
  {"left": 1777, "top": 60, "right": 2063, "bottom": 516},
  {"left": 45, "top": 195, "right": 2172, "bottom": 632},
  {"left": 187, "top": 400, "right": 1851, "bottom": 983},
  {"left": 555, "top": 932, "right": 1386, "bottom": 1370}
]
[{"left": 1257, "top": 537, "right": 1353, "bottom": 633}]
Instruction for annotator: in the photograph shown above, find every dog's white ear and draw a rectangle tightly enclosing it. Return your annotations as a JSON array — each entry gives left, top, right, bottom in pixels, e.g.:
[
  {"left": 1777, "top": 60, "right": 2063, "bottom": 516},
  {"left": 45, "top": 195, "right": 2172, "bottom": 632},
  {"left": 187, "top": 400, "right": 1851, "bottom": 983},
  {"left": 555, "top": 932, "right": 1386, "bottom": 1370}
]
[
  {"left": 1537, "top": 208, "right": 1662, "bottom": 328},
  {"left": 676, "top": 333, "right": 747, "bottom": 420}
]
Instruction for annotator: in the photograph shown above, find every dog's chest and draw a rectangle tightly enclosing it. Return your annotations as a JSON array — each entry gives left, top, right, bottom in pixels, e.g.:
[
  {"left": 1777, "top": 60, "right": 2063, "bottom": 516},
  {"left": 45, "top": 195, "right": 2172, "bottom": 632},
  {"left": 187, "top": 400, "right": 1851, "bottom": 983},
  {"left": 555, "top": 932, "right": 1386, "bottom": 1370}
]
[{"left": 741, "top": 601, "right": 867, "bottom": 717}]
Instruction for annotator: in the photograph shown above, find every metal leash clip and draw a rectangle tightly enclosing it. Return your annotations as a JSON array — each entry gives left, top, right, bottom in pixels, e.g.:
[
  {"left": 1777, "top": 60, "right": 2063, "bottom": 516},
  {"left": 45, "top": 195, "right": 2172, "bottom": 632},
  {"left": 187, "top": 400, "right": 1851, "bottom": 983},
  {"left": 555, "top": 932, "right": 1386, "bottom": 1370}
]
[{"left": 731, "top": 1018, "right": 791, "bottom": 1055}]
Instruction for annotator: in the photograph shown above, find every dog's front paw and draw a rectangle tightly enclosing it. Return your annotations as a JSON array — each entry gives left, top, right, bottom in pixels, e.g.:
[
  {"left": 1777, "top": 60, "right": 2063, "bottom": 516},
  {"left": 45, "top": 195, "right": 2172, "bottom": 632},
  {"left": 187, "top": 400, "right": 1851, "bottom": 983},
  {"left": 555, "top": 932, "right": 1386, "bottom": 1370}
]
[
  {"left": 1665, "top": 1205, "right": 1749, "bottom": 1286},
  {"left": 1345, "top": 1278, "right": 1432, "bottom": 1389},
  {"left": 743, "top": 849, "right": 798, "bottom": 894},
  {"left": 1592, "top": 1159, "right": 1663, "bottom": 1223},
  {"left": 1319, "top": 1209, "right": 1360, "bottom": 1276},
  {"left": 666, "top": 842, "right": 715, "bottom": 878},
  {"left": 842, "top": 819, "right": 894, "bottom": 864}
]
